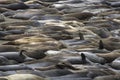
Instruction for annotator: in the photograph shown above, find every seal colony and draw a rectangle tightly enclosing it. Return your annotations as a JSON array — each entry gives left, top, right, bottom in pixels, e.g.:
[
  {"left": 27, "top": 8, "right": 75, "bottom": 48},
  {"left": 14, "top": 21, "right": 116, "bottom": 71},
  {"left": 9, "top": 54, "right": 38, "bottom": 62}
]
[{"left": 0, "top": 0, "right": 120, "bottom": 80}]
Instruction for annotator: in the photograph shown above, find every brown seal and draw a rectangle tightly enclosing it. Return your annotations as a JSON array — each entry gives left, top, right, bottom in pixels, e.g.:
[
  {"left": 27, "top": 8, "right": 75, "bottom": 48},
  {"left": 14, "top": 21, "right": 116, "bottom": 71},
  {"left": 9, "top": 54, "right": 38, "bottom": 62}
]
[{"left": 97, "top": 50, "right": 120, "bottom": 63}]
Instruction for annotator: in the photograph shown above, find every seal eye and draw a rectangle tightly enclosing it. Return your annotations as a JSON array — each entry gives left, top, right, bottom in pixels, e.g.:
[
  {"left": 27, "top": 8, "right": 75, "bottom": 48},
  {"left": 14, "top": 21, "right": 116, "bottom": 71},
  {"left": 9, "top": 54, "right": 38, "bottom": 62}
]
[{"left": 99, "top": 40, "right": 104, "bottom": 49}]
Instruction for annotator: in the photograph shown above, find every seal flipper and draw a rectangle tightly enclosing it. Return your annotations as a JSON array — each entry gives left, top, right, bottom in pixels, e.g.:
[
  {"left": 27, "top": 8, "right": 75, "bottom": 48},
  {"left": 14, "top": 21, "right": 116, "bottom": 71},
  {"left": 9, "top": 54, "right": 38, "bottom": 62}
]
[
  {"left": 19, "top": 50, "right": 35, "bottom": 62},
  {"left": 19, "top": 50, "right": 26, "bottom": 59},
  {"left": 78, "top": 31, "right": 84, "bottom": 40},
  {"left": 81, "top": 53, "right": 87, "bottom": 64},
  {"left": 99, "top": 40, "right": 104, "bottom": 49}
]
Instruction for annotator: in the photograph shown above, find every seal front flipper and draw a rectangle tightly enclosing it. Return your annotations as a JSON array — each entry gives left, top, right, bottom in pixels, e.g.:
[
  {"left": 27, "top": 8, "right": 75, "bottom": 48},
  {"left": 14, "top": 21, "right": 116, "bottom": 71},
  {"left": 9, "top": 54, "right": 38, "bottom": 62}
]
[
  {"left": 78, "top": 31, "right": 84, "bottom": 40},
  {"left": 19, "top": 50, "right": 35, "bottom": 62},
  {"left": 99, "top": 40, "right": 104, "bottom": 50}
]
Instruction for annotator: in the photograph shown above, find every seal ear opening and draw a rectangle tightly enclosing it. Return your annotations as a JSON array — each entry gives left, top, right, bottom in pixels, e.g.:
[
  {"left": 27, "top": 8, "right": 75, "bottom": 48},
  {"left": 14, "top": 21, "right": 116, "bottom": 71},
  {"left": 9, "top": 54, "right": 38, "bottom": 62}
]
[
  {"left": 99, "top": 40, "right": 104, "bottom": 49},
  {"left": 78, "top": 31, "right": 84, "bottom": 40}
]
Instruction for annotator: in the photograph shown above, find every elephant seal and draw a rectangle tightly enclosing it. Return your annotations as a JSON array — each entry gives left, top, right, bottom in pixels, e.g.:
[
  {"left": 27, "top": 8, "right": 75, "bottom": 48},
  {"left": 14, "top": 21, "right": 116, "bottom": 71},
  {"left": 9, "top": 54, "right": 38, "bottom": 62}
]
[
  {"left": 97, "top": 50, "right": 120, "bottom": 63},
  {"left": 6, "top": 29, "right": 25, "bottom": 34},
  {"left": 62, "top": 53, "right": 89, "bottom": 64},
  {"left": 0, "top": 0, "right": 19, "bottom": 4},
  {"left": 94, "top": 75, "right": 120, "bottom": 80},
  {"left": 49, "top": 77, "right": 92, "bottom": 80},
  {"left": 79, "top": 52, "right": 106, "bottom": 64},
  {"left": 19, "top": 41, "right": 62, "bottom": 59},
  {"left": 0, "top": 14, "right": 5, "bottom": 22},
  {"left": 86, "top": 27, "right": 111, "bottom": 38},
  {"left": 4, "top": 2, "right": 29, "bottom": 10},
  {"left": 0, "top": 7, "right": 10, "bottom": 13},
  {"left": 0, "top": 31, "right": 11, "bottom": 37},
  {"left": 0, "top": 45, "right": 18, "bottom": 52},
  {"left": 12, "top": 9, "right": 44, "bottom": 19},
  {"left": 0, "top": 56, "right": 17, "bottom": 65},
  {"left": 87, "top": 66, "right": 116, "bottom": 79},
  {"left": 41, "top": 69, "right": 73, "bottom": 77},
  {"left": 102, "top": 1, "right": 120, "bottom": 7},
  {"left": 10, "top": 36, "right": 55, "bottom": 45},
  {"left": 110, "top": 57, "right": 120, "bottom": 69},
  {"left": 35, "top": 61, "right": 79, "bottom": 71},
  {"left": 0, "top": 64, "right": 33, "bottom": 71},
  {"left": 0, "top": 74, "right": 44, "bottom": 80},
  {"left": 1, "top": 34, "right": 32, "bottom": 41},
  {"left": 63, "top": 12, "right": 94, "bottom": 20},
  {"left": 5, "top": 25, "right": 28, "bottom": 30},
  {"left": 0, "top": 50, "right": 34, "bottom": 63},
  {"left": 102, "top": 37, "right": 120, "bottom": 51},
  {"left": 77, "top": 39, "right": 110, "bottom": 53}
]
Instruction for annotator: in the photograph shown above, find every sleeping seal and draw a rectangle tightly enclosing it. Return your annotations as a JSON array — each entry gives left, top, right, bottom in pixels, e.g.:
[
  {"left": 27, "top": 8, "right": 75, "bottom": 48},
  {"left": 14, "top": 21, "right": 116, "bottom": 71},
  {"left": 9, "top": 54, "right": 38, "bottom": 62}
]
[
  {"left": 94, "top": 75, "right": 120, "bottom": 80},
  {"left": 0, "top": 74, "right": 44, "bottom": 80},
  {"left": 0, "top": 56, "right": 17, "bottom": 65},
  {"left": 63, "top": 12, "right": 94, "bottom": 20},
  {"left": 35, "top": 61, "right": 79, "bottom": 71},
  {"left": 97, "top": 50, "right": 120, "bottom": 63},
  {"left": 0, "top": 64, "right": 33, "bottom": 71},
  {"left": 110, "top": 57, "right": 120, "bottom": 69},
  {"left": 4, "top": 2, "right": 29, "bottom": 10}
]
